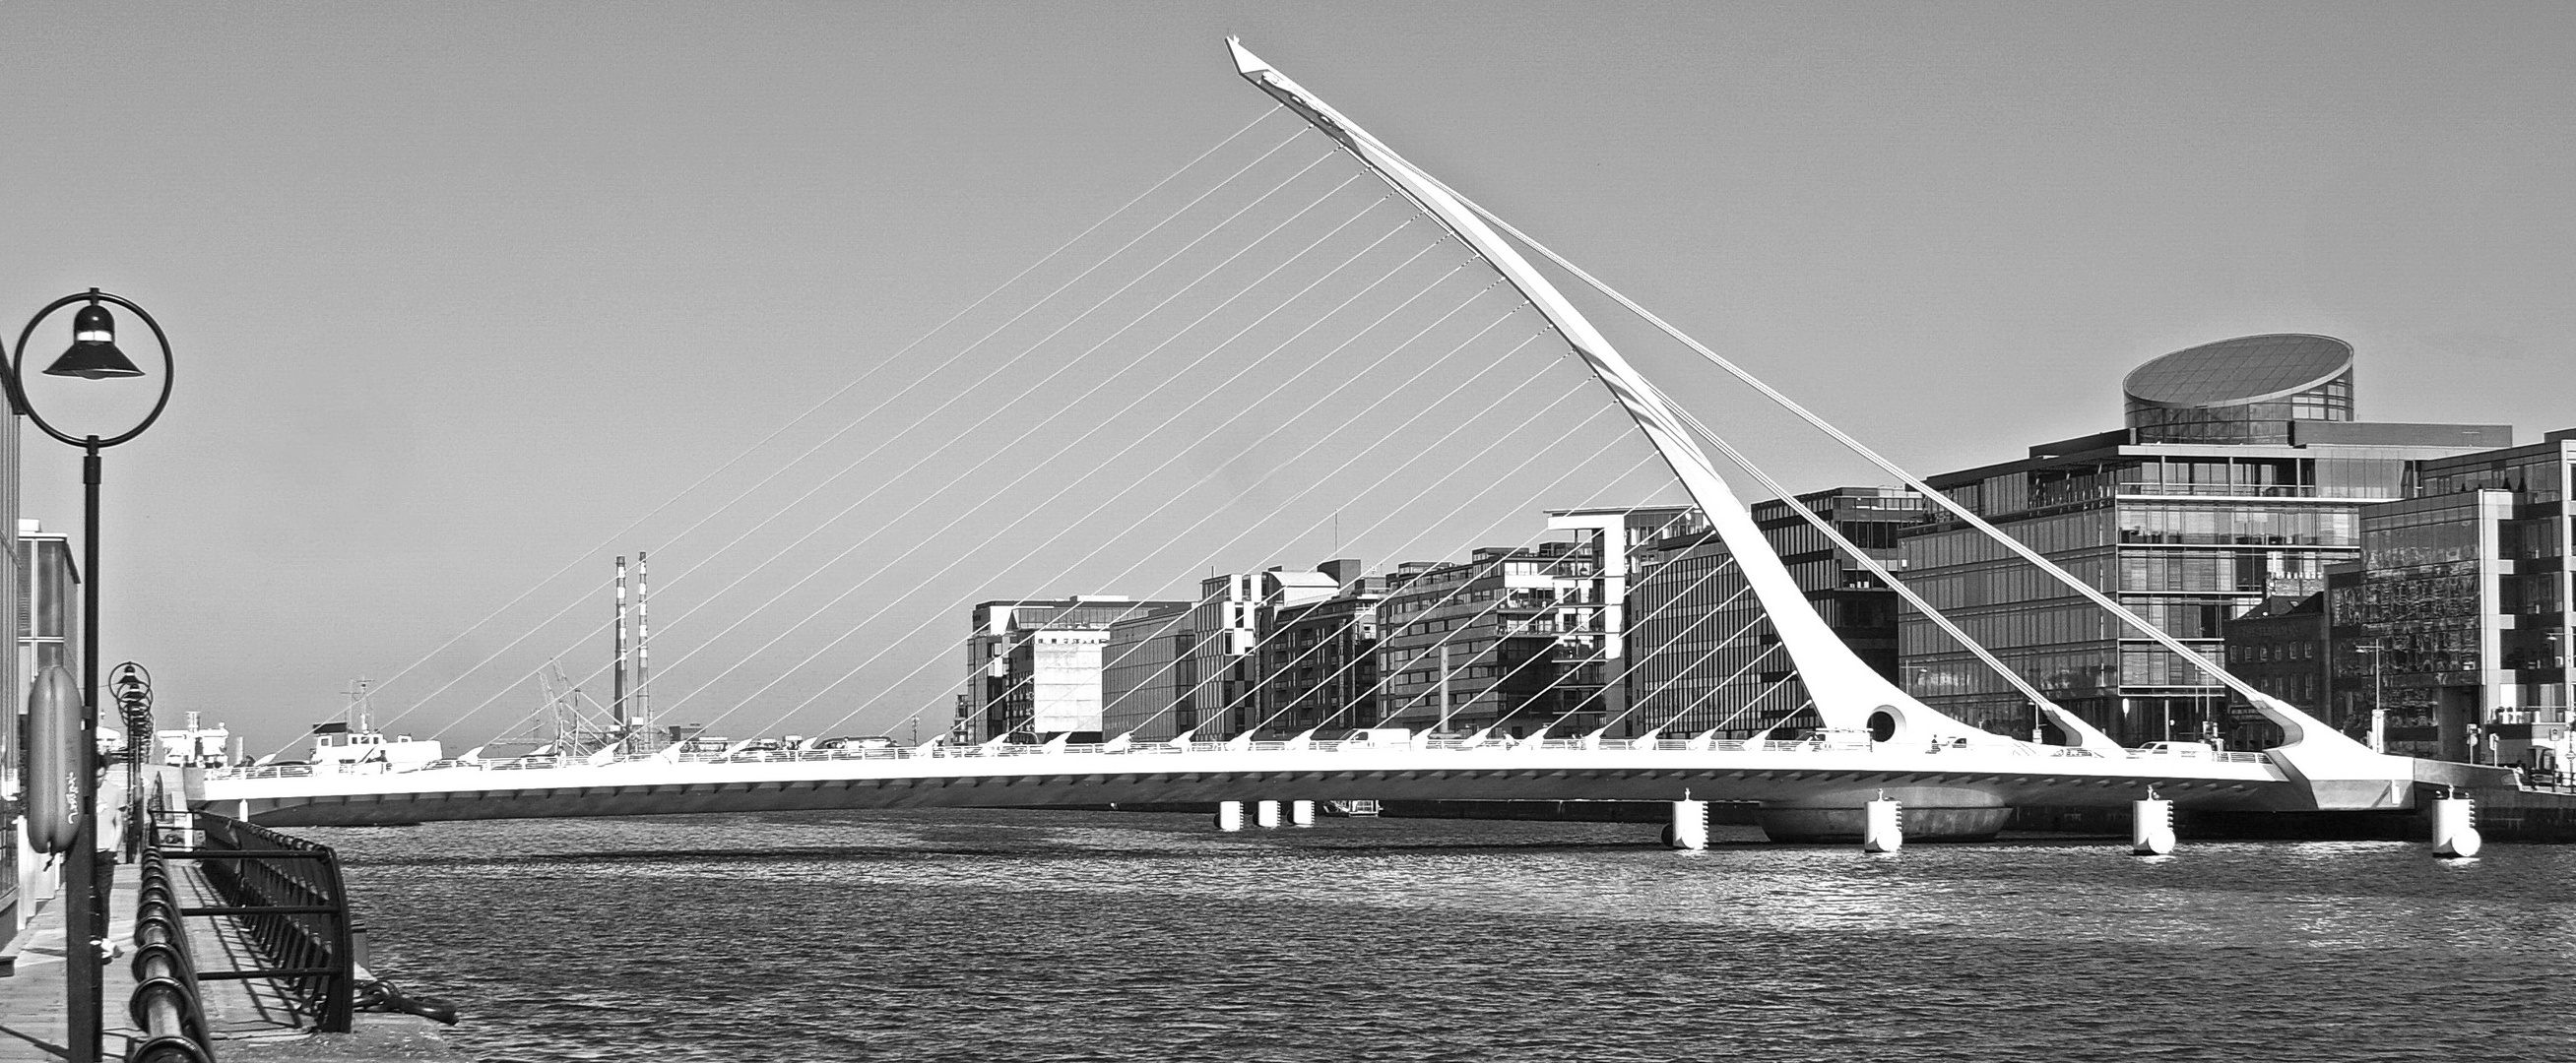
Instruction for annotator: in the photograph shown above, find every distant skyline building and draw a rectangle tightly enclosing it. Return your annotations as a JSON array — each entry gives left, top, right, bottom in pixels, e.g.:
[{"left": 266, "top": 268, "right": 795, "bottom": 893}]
[
  {"left": 960, "top": 596, "right": 1191, "bottom": 742},
  {"left": 1898, "top": 334, "right": 2510, "bottom": 746},
  {"left": 1371, "top": 506, "right": 1697, "bottom": 738}
]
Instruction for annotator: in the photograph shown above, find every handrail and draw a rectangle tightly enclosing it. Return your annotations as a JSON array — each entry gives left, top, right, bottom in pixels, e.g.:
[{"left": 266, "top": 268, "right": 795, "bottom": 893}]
[
  {"left": 181, "top": 812, "right": 355, "bottom": 1032},
  {"left": 129, "top": 820, "right": 217, "bottom": 1063}
]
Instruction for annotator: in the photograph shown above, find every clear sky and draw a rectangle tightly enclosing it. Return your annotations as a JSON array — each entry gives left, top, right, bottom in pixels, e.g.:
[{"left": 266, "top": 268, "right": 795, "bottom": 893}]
[{"left": 4, "top": 2, "right": 2570, "bottom": 752}]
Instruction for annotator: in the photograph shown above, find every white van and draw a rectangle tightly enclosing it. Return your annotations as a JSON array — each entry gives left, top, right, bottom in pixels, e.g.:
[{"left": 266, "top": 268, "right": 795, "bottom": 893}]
[
  {"left": 2135, "top": 741, "right": 2210, "bottom": 759},
  {"left": 1339, "top": 727, "right": 1413, "bottom": 748}
]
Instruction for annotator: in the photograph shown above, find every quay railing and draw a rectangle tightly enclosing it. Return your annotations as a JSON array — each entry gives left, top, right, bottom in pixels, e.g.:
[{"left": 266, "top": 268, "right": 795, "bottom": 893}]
[
  {"left": 209, "top": 730, "right": 2253, "bottom": 782},
  {"left": 130, "top": 820, "right": 216, "bottom": 1063},
  {"left": 162, "top": 812, "right": 356, "bottom": 1033}
]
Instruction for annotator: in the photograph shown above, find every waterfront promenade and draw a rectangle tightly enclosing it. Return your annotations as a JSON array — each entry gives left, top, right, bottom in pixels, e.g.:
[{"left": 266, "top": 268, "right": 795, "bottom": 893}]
[{"left": 0, "top": 855, "right": 464, "bottom": 1061}]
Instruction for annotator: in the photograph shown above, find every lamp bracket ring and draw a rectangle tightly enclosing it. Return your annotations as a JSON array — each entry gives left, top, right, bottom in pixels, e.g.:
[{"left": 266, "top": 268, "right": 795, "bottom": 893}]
[{"left": 7, "top": 289, "right": 176, "bottom": 450}]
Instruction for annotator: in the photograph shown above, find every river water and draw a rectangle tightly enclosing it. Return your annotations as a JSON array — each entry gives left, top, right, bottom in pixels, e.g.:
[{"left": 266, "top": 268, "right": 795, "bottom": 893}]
[{"left": 305, "top": 809, "right": 2574, "bottom": 1062}]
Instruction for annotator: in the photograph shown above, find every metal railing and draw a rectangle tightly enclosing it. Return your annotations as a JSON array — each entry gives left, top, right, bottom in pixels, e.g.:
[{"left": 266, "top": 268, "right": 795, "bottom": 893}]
[
  {"left": 129, "top": 827, "right": 216, "bottom": 1063},
  {"left": 209, "top": 731, "right": 2242, "bottom": 780},
  {"left": 168, "top": 812, "right": 356, "bottom": 1032}
]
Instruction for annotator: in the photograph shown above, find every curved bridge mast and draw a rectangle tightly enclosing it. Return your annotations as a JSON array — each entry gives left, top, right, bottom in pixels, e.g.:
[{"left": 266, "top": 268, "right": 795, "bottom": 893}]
[{"left": 1228, "top": 37, "right": 1978, "bottom": 745}]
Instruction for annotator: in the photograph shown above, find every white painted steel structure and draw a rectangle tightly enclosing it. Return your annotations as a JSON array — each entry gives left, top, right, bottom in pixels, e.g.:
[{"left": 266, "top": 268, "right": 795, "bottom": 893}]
[
  {"left": 195, "top": 41, "right": 2496, "bottom": 835},
  {"left": 201, "top": 738, "right": 2311, "bottom": 829}
]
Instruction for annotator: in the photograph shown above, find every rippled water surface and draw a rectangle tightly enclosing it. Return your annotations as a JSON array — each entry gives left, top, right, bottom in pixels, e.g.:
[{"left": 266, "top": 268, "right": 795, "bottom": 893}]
[{"left": 309, "top": 810, "right": 2575, "bottom": 1062}]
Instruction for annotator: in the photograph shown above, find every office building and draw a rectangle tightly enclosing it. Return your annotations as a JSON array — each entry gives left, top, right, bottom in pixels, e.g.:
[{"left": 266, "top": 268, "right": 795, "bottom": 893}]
[
  {"left": 1372, "top": 507, "right": 1697, "bottom": 737},
  {"left": 960, "top": 596, "right": 1191, "bottom": 741},
  {"left": 1897, "top": 334, "right": 2508, "bottom": 745},
  {"left": 1099, "top": 562, "right": 1385, "bottom": 741},
  {"left": 2319, "top": 432, "right": 2576, "bottom": 767}
]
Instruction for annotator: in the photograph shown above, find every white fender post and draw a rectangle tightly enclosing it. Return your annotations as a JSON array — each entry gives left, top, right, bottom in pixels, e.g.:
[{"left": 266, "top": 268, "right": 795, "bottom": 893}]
[
  {"left": 2132, "top": 796, "right": 2177, "bottom": 856},
  {"left": 1863, "top": 796, "right": 1903, "bottom": 853},
  {"left": 1668, "top": 799, "right": 1708, "bottom": 850},
  {"left": 1214, "top": 801, "right": 1246, "bottom": 833},
  {"left": 2432, "top": 793, "right": 2481, "bottom": 858},
  {"left": 1255, "top": 800, "right": 1282, "bottom": 829},
  {"left": 1289, "top": 800, "right": 1316, "bottom": 828}
]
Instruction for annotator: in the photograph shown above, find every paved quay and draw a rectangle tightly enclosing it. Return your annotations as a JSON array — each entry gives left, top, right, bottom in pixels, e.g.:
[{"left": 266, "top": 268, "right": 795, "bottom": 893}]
[{"left": 0, "top": 858, "right": 471, "bottom": 1062}]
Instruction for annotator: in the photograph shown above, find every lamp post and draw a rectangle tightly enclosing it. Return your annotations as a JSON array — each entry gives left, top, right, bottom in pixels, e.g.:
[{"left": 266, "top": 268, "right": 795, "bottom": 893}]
[{"left": 4, "top": 288, "right": 174, "bottom": 1063}]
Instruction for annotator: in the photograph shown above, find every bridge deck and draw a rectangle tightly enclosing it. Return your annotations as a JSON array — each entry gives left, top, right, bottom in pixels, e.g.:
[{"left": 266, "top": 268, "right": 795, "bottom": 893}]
[{"left": 200, "top": 739, "right": 2312, "bottom": 827}]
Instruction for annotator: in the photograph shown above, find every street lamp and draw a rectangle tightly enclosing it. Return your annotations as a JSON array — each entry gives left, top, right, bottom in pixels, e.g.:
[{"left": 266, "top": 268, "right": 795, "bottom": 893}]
[{"left": 4, "top": 287, "right": 175, "bottom": 1063}]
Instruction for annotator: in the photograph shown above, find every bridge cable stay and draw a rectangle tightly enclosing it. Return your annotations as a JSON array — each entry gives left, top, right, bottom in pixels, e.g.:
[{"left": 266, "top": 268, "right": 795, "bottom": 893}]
[
  {"left": 466, "top": 269, "right": 1575, "bottom": 754},
  {"left": 412, "top": 153, "right": 1413, "bottom": 745},
  {"left": 327, "top": 112, "right": 1288, "bottom": 744},
  {"left": 1393, "top": 554, "right": 1754, "bottom": 743},
  {"left": 1380, "top": 535, "right": 1742, "bottom": 742},
  {"left": 1608, "top": 638, "right": 1811, "bottom": 744},
  {"left": 790, "top": 328, "right": 1606, "bottom": 743},
  {"left": 791, "top": 318, "right": 1570, "bottom": 742},
  {"left": 622, "top": 231, "right": 1499, "bottom": 741},
  {"left": 307, "top": 113, "right": 1307, "bottom": 756},
  {"left": 1398, "top": 129, "right": 2355, "bottom": 751},
  {"left": 1086, "top": 441, "right": 1669, "bottom": 746},
  {"left": 639, "top": 139, "right": 1690, "bottom": 747},
  {"left": 425, "top": 173, "right": 1403, "bottom": 741},
  {"left": 1183, "top": 488, "right": 1683, "bottom": 745},
  {"left": 1638, "top": 376, "right": 2124, "bottom": 751},
  {"left": 1539, "top": 579, "right": 1776, "bottom": 740},
  {"left": 426, "top": 142, "right": 1360, "bottom": 746},
  {"left": 777, "top": 386, "right": 1659, "bottom": 748},
  {"left": 415, "top": 146, "right": 1364, "bottom": 746},
  {"left": 1204, "top": 497, "right": 1687, "bottom": 744}
]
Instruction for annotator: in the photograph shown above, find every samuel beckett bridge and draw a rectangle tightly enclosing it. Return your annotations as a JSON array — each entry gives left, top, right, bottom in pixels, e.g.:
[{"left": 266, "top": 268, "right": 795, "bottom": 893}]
[{"left": 198, "top": 40, "right": 2502, "bottom": 856}]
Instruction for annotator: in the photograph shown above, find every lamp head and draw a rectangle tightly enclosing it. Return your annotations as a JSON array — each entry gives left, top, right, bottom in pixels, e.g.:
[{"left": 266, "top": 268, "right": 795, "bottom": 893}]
[{"left": 43, "top": 298, "right": 146, "bottom": 379}]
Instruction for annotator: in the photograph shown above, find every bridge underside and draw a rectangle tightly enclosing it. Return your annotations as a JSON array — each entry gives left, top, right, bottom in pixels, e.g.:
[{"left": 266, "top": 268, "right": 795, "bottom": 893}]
[{"left": 199, "top": 749, "right": 2339, "bottom": 828}]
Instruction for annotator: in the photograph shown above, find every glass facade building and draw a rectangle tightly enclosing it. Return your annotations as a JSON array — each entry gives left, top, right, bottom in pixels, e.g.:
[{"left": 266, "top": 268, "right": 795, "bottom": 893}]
[
  {"left": 1898, "top": 335, "right": 2509, "bottom": 746},
  {"left": 2121, "top": 334, "right": 2353, "bottom": 444},
  {"left": 2331, "top": 430, "right": 2576, "bottom": 768}
]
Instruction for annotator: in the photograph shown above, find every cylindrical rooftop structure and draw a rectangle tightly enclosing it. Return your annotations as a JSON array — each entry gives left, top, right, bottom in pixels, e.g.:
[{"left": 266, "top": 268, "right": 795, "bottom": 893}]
[{"left": 2122, "top": 334, "right": 2354, "bottom": 444}]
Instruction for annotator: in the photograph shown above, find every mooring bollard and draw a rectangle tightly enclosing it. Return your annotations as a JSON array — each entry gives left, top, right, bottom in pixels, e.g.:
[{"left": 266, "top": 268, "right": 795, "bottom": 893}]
[
  {"left": 1668, "top": 798, "right": 1707, "bottom": 850},
  {"left": 1214, "top": 800, "right": 1245, "bottom": 832},
  {"left": 2131, "top": 794, "right": 2176, "bottom": 856},
  {"left": 1289, "top": 799, "right": 1316, "bottom": 828},
  {"left": 1254, "top": 800, "right": 1281, "bottom": 829},
  {"left": 2432, "top": 792, "right": 2480, "bottom": 858},
  {"left": 1863, "top": 795, "right": 1902, "bottom": 853}
]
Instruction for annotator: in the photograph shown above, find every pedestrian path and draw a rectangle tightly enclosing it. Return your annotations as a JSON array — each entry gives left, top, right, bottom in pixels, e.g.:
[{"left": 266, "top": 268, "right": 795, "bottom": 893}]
[{"left": 0, "top": 859, "right": 332, "bottom": 1061}]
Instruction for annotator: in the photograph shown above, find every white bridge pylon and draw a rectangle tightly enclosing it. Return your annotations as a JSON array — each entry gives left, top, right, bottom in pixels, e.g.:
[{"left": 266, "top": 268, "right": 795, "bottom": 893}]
[{"left": 1230, "top": 38, "right": 1983, "bottom": 750}]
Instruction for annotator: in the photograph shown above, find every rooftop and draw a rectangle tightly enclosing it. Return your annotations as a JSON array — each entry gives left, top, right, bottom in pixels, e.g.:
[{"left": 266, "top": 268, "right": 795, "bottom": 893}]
[{"left": 2123, "top": 334, "right": 2353, "bottom": 408}]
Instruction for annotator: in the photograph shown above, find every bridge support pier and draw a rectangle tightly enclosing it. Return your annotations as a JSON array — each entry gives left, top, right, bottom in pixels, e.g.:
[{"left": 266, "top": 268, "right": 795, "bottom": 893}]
[
  {"left": 2131, "top": 798, "right": 2176, "bottom": 856},
  {"left": 1863, "top": 798, "right": 1902, "bottom": 854},
  {"left": 1215, "top": 801, "right": 1245, "bottom": 833},
  {"left": 2432, "top": 794, "right": 2480, "bottom": 858},
  {"left": 1289, "top": 800, "right": 1315, "bottom": 828},
  {"left": 1664, "top": 799, "right": 1708, "bottom": 850},
  {"left": 1255, "top": 800, "right": 1282, "bottom": 829}
]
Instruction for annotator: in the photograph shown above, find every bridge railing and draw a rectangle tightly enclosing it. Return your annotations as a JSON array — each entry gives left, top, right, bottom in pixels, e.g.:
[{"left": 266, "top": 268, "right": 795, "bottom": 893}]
[{"left": 206, "top": 734, "right": 2266, "bottom": 780}]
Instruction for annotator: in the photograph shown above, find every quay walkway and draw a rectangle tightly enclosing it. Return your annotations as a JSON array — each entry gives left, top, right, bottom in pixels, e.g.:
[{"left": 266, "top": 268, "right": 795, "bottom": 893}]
[{"left": 0, "top": 807, "right": 468, "bottom": 1063}]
